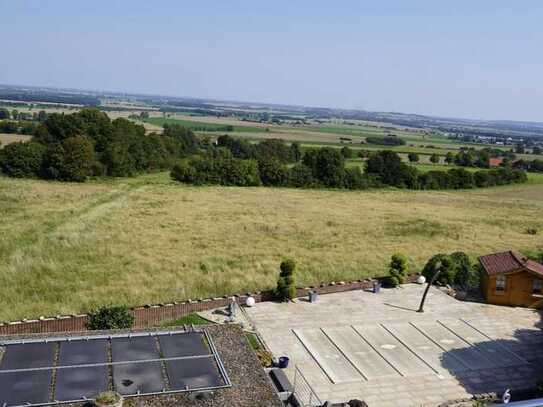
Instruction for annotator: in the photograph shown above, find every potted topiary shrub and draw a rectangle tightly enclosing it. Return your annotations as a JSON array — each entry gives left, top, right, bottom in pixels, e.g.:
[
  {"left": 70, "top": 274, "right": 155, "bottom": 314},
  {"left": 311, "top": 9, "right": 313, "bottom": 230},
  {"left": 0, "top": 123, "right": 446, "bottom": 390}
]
[
  {"left": 94, "top": 391, "right": 123, "bottom": 407},
  {"left": 275, "top": 259, "right": 297, "bottom": 301}
]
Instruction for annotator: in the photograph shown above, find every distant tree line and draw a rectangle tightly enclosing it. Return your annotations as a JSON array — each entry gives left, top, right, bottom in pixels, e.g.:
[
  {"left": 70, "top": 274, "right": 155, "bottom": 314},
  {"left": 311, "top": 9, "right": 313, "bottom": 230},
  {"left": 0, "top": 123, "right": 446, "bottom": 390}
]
[
  {"left": 513, "top": 159, "right": 543, "bottom": 173},
  {"left": 0, "top": 120, "right": 39, "bottom": 135},
  {"left": 171, "top": 136, "right": 527, "bottom": 190},
  {"left": 0, "top": 91, "right": 100, "bottom": 106},
  {"left": 0, "top": 108, "right": 198, "bottom": 182},
  {"left": 365, "top": 135, "right": 406, "bottom": 146},
  {"left": 453, "top": 148, "right": 516, "bottom": 168}
]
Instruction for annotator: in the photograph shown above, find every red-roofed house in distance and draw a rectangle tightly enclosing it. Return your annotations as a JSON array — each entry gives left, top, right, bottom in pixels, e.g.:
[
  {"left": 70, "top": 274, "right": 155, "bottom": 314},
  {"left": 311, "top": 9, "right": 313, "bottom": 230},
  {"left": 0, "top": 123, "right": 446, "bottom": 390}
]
[
  {"left": 488, "top": 157, "right": 504, "bottom": 167},
  {"left": 479, "top": 251, "right": 543, "bottom": 308}
]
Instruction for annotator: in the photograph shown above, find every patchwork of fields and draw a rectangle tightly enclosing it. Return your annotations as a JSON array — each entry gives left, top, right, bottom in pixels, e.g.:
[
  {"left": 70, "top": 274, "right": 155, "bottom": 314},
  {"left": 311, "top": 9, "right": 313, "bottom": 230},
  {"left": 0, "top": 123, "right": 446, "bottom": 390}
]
[{"left": 1, "top": 172, "right": 542, "bottom": 321}]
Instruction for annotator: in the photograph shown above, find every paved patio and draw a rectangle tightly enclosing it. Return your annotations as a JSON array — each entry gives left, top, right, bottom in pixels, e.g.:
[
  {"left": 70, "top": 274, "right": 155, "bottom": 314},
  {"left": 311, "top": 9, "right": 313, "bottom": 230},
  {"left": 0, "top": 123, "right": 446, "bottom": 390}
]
[{"left": 246, "top": 284, "right": 543, "bottom": 407}]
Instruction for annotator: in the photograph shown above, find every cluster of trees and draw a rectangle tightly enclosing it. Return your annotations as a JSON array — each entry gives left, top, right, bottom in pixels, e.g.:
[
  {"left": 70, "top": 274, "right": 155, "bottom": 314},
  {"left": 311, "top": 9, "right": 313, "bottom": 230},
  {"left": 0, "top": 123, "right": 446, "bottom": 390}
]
[
  {"left": 365, "top": 135, "right": 406, "bottom": 146},
  {"left": 0, "top": 120, "right": 39, "bottom": 135},
  {"left": 171, "top": 137, "right": 527, "bottom": 191},
  {"left": 366, "top": 150, "right": 527, "bottom": 190},
  {"left": 216, "top": 135, "right": 301, "bottom": 163},
  {"left": 454, "top": 148, "right": 516, "bottom": 168},
  {"left": 0, "top": 108, "right": 199, "bottom": 182},
  {"left": 514, "top": 159, "right": 543, "bottom": 173},
  {"left": 418, "top": 167, "right": 527, "bottom": 189},
  {"left": 0, "top": 108, "right": 48, "bottom": 122},
  {"left": 408, "top": 152, "right": 441, "bottom": 164},
  {"left": 171, "top": 142, "right": 379, "bottom": 190}
]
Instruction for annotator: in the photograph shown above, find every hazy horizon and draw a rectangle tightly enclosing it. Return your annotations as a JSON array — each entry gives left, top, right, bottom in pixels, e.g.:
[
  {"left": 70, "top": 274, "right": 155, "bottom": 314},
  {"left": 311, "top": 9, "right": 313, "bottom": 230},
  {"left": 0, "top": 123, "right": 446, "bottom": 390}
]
[{"left": 1, "top": 0, "right": 542, "bottom": 122}]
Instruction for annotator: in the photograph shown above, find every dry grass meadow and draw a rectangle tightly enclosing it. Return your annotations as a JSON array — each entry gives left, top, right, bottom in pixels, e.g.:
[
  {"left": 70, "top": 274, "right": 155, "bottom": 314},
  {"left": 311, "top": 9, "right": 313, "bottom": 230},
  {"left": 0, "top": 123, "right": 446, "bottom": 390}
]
[{"left": 1, "top": 172, "right": 542, "bottom": 321}]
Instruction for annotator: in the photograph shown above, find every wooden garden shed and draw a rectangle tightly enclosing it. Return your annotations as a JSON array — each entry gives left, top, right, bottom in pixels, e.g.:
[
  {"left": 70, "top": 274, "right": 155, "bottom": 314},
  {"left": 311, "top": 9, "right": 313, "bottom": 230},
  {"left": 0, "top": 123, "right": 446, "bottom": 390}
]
[{"left": 479, "top": 250, "right": 543, "bottom": 308}]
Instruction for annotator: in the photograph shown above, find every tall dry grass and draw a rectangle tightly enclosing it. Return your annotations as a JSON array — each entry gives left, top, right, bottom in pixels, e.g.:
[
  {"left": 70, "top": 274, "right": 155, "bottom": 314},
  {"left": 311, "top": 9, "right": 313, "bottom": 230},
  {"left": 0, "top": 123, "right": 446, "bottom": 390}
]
[{"left": 0, "top": 172, "right": 542, "bottom": 321}]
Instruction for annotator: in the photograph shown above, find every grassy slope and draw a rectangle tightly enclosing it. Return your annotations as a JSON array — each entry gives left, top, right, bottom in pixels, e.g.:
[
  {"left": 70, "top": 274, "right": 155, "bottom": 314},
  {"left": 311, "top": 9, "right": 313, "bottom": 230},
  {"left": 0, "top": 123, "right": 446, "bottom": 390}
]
[{"left": 1, "top": 172, "right": 542, "bottom": 321}]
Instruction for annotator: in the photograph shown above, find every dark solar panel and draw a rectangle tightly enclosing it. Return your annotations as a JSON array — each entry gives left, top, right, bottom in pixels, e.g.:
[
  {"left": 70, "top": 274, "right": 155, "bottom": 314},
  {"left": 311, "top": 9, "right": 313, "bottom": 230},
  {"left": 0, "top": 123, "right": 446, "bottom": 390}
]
[
  {"left": 54, "top": 365, "right": 108, "bottom": 402},
  {"left": 0, "top": 343, "right": 55, "bottom": 370},
  {"left": 166, "top": 357, "right": 224, "bottom": 390},
  {"left": 0, "top": 369, "right": 52, "bottom": 406},
  {"left": 111, "top": 336, "right": 160, "bottom": 362},
  {"left": 58, "top": 339, "right": 108, "bottom": 366},
  {"left": 159, "top": 332, "right": 209, "bottom": 358},
  {"left": 0, "top": 331, "right": 228, "bottom": 405},
  {"left": 113, "top": 361, "right": 166, "bottom": 395}
]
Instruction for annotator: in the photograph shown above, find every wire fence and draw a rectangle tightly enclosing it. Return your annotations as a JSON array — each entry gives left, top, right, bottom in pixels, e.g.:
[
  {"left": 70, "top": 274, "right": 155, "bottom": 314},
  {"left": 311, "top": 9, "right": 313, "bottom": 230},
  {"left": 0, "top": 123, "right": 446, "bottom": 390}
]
[{"left": 292, "top": 365, "right": 322, "bottom": 407}]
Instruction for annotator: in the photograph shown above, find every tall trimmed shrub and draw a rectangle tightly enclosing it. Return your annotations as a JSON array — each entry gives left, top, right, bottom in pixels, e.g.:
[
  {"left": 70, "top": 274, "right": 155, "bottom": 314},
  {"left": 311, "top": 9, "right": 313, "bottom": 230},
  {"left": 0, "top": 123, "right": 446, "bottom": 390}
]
[
  {"left": 388, "top": 253, "right": 408, "bottom": 286},
  {"left": 276, "top": 259, "right": 297, "bottom": 301}
]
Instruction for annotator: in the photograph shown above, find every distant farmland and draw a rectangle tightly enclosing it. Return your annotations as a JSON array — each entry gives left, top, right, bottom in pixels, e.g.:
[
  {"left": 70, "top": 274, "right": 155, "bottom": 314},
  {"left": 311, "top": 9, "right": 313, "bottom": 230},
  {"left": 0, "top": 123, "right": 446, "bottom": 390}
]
[{"left": 0, "top": 133, "right": 32, "bottom": 148}]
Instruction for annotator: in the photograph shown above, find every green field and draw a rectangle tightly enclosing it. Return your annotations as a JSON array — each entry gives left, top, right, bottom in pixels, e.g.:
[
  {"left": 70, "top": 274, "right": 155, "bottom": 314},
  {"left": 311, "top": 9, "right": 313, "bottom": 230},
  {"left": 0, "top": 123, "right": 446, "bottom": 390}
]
[{"left": 1, "top": 172, "right": 542, "bottom": 321}]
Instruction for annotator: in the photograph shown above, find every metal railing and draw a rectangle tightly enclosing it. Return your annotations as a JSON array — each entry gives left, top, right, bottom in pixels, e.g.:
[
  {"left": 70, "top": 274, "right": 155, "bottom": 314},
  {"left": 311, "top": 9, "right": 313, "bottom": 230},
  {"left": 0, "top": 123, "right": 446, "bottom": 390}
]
[{"left": 292, "top": 365, "right": 322, "bottom": 407}]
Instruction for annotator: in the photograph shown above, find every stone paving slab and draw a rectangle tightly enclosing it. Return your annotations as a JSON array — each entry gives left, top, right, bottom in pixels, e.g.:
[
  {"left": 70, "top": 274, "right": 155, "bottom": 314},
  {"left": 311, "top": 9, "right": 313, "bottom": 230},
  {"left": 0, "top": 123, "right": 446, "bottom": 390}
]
[
  {"left": 292, "top": 328, "right": 361, "bottom": 384},
  {"left": 439, "top": 319, "right": 527, "bottom": 367},
  {"left": 412, "top": 320, "right": 496, "bottom": 370},
  {"left": 353, "top": 324, "right": 433, "bottom": 377},
  {"left": 383, "top": 322, "right": 468, "bottom": 374},
  {"left": 322, "top": 326, "right": 399, "bottom": 380}
]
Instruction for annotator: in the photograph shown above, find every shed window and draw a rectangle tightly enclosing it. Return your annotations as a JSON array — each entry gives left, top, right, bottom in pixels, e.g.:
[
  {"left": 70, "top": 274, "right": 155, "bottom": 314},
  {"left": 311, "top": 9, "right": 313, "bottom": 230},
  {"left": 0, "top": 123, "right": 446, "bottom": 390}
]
[
  {"left": 533, "top": 279, "right": 543, "bottom": 294},
  {"left": 496, "top": 275, "right": 506, "bottom": 292}
]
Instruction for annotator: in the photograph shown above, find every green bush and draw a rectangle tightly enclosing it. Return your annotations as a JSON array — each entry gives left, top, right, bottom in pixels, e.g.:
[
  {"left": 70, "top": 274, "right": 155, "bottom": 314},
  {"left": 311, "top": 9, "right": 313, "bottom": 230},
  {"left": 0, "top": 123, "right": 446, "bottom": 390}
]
[
  {"left": 343, "top": 166, "right": 369, "bottom": 190},
  {"left": 280, "top": 259, "right": 296, "bottom": 276},
  {"left": 42, "top": 136, "right": 95, "bottom": 182},
  {"left": 422, "top": 254, "right": 456, "bottom": 285},
  {"left": 302, "top": 147, "right": 345, "bottom": 187},
  {"left": 365, "top": 150, "right": 418, "bottom": 188},
  {"left": 170, "top": 155, "right": 261, "bottom": 186},
  {"left": 451, "top": 251, "right": 475, "bottom": 288},
  {"left": 366, "top": 136, "right": 406, "bottom": 146},
  {"left": 388, "top": 253, "right": 408, "bottom": 286},
  {"left": 408, "top": 152, "right": 419, "bottom": 162},
  {"left": 288, "top": 163, "right": 315, "bottom": 188},
  {"left": 0, "top": 141, "right": 46, "bottom": 178},
  {"left": 258, "top": 158, "right": 289, "bottom": 186},
  {"left": 87, "top": 306, "right": 134, "bottom": 330},
  {"left": 341, "top": 146, "right": 353, "bottom": 159}
]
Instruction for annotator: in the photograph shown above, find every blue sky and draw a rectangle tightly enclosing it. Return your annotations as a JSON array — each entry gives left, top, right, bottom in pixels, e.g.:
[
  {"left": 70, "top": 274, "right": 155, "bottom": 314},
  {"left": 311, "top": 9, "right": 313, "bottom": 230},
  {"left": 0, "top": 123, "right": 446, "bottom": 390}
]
[{"left": 1, "top": 0, "right": 542, "bottom": 121}]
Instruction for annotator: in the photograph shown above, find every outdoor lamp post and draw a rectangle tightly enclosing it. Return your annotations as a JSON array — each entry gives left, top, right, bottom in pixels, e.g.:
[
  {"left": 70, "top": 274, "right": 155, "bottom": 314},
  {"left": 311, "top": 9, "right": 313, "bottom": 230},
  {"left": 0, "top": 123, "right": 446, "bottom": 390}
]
[{"left": 417, "top": 267, "right": 442, "bottom": 313}]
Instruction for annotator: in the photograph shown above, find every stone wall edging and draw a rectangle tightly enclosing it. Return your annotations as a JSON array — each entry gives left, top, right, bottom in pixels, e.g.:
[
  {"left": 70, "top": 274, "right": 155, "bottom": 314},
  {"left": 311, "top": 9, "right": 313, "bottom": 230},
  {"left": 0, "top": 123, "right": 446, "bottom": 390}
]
[{"left": 0, "top": 274, "right": 420, "bottom": 336}]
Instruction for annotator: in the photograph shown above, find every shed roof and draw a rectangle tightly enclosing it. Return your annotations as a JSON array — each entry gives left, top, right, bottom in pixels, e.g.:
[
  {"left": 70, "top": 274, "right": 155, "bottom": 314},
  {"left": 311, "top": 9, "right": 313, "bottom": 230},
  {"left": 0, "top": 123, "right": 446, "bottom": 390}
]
[{"left": 478, "top": 251, "right": 543, "bottom": 277}]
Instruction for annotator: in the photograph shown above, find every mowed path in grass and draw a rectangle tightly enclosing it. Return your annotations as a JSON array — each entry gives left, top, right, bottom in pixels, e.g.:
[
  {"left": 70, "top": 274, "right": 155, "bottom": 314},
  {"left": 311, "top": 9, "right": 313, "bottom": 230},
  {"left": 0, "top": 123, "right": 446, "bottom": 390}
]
[{"left": 1, "top": 172, "right": 542, "bottom": 321}]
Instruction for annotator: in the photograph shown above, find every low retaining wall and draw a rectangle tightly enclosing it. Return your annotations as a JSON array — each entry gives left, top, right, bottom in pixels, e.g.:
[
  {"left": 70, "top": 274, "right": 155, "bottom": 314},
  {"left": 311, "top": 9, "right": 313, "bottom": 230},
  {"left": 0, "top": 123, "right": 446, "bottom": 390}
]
[{"left": 0, "top": 274, "right": 420, "bottom": 336}]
